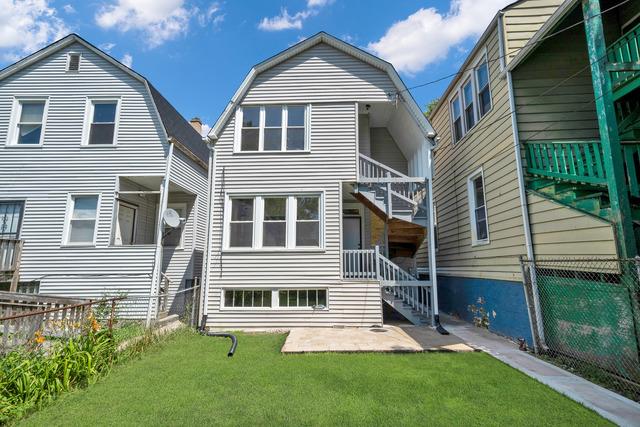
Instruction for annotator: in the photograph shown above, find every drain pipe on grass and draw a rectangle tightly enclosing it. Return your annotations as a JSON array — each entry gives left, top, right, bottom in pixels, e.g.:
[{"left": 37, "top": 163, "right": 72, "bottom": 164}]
[{"left": 199, "top": 315, "right": 237, "bottom": 357}]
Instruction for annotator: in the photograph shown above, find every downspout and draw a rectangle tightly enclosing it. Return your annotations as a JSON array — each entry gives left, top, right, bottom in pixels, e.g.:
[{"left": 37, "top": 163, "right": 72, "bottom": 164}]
[
  {"left": 199, "top": 142, "right": 216, "bottom": 327},
  {"left": 503, "top": 9, "right": 545, "bottom": 349},
  {"left": 426, "top": 146, "right": 447, "bottom": 334},
  {"left": 146, "top": 141, "right": 174, "bottom": 327}
]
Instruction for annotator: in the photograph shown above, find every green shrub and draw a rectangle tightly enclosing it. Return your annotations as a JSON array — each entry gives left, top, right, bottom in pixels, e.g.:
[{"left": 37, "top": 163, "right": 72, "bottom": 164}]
[{"left": 0, "top": 328, "right": 116, "bottom": 423}]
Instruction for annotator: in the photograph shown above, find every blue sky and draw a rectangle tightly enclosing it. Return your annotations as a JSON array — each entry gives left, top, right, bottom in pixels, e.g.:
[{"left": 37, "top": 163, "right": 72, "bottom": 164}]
[{"left": 0, "top": 0, "right": 512, "bottom": 133}]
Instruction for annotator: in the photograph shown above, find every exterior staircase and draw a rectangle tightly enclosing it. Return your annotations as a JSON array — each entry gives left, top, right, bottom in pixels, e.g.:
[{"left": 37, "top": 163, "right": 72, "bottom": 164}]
[
  {"left": 352, "top": 154, "right": 429, "bottom": 255},
  {"left": 342, "top": 246, "right": 433, "bottom": 326}
]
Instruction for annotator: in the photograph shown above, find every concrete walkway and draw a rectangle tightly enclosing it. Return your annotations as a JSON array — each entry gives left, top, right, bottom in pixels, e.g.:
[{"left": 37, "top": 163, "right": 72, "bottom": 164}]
[{"left": 442, "top": 316, "right": 640, "bottom": 427}]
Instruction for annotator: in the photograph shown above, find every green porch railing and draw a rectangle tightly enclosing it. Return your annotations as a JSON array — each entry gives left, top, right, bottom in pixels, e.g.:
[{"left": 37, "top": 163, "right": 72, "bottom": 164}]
[
  {"left": 524, "top": 140, "right": 640, "bottom": 198},
  {"left": 524, "top": 140, "right": 607, "bottom": 185},
  {"left": 606, "top": 21, "right": 640, "bottom": 96}
]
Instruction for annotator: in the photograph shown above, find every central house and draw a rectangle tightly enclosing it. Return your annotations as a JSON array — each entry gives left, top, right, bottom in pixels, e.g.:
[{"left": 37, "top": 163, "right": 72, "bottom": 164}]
[{"left": 202, "top": 33, "right": 438, "bottom": 328}]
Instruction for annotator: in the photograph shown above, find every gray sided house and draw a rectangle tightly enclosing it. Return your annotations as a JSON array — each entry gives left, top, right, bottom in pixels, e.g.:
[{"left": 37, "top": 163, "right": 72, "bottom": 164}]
[
  {"left": 203, "top": 32, "right": 438, "bottom": 328},
  {"left": 0, "top": 34, "right": 209, "bottom": 320},
  {"left": 429, "top": 0, "right": 640, "bottom": 346}
]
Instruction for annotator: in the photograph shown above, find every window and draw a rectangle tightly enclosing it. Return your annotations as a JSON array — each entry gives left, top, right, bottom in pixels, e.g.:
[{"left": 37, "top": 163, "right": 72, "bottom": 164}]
[
  {"left": 296, "top": 196, "right": 319, "bottom": 247},
  {"left": 279, "top": 289, "right": 327, "bottom": 308},
  {"left": 237, "top": 105, "right": 308, "bottom": 152},
  {"left": 226, "top": 194, "right": 322, "bottom": 249},
  {"left": 467, "top": 170, "right": 489, "bottom": 245},
  {"left": 13, "top": 100, "right": 46, "bottom": 145},
  {"left": 115, "top": 200, "right": 137, "bottom": 245},
  {"left": 449, "top": 51, "right": 491, "bottom": 143},
  {"left": 66, "top": 195, "right": 99, "bottom": 245},
  {"left": 87, "top": 100, "right": 118, "bottom": 145},
  {"left": 476, "top": 61, "right": 491, "bottom": 118},
  {"left": 263, "top": 197, "right": 286, "bottom": 247},
  {"left": 450, "top": 96, "right": 463, "bottom": 143},
  {"left": 224, "top": 289, "right": 272, "bottom": 308},
  {"left": 462, "top": 80, "right": 475, "bottom": 131},
  {"left": 0, "top": 201, "right": 24, "bottom": 239},
  {"left": 163, "top": 203, "right": 186, "bottom": 248},
  {"left": 67, "top": 53, "right": 81, "bottom": 72},
  {"left": 229, "top": 198, "right": 254, "bottom": 247}
]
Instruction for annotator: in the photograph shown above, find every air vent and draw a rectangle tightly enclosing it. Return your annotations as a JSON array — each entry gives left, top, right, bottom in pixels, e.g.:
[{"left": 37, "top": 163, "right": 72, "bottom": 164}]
[{"left": 67, "top": 53, "right": 80, "bottom": 72}]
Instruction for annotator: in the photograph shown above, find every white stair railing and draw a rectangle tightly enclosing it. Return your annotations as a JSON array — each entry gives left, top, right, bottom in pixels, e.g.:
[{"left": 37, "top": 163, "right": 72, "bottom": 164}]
[{"left": 342, "top": 249, "right": 377, "bottom": 279}]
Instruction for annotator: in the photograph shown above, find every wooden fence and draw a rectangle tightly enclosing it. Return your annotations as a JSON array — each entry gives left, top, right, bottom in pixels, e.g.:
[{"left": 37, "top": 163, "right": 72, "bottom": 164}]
[{"left": 0, "top": 239, "right": 23, "bottom": 291}]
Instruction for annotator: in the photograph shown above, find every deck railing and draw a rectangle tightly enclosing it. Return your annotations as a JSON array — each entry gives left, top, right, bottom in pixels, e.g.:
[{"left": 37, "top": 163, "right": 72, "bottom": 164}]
[
  {"left": 0, "top": 239, "right": 23, "bottom": 291},
  {"left": 606, "top": 21, "right": 640, "bottom": 91},
  {"left": 524, "top": 140, "right": 640, "bottom": 198}
]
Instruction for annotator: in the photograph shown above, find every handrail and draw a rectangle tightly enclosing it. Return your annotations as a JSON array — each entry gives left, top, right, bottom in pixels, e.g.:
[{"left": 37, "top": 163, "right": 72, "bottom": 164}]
[
  {"left": 359, "top": 153, "right": 410, "bottom": 180},
  {"left": 606, "top": 21, "right": 640, "bottom": 88},
  {"left": 342, "top": 246, "right": 418, "bottom": 282}
]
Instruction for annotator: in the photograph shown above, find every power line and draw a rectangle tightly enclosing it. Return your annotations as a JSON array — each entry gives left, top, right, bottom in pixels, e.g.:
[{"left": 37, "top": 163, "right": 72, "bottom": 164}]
[{"left": 396, "top": 0, "right": 629, "bottom": 95}]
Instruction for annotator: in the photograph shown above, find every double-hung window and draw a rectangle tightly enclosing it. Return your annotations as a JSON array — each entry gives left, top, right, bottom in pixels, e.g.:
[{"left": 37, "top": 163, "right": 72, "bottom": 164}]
[
  {"left": 86, "top": 100, "right": 118, "bottom": 145},
  {"left": 450, "top": 96, "right": 463, "bottom": 143},
  {"left": 467, "top": 169, "right": 489, "bottom": 245},
  {"left": 65, "top": 195, "right": 99, "bottom": 245},
  {"left": 11, "top": 100, "right": 46, "bottom": 145},
  {"left": 237, "top": 105, "right": 308, "bottom": 152},
  {"left": 476, "top": 60, "right": 491, "bottom": 118},
  {"left": 449, "top": 51, "right": 492, "bottom": 143},
  {"left": 462, "top": 80, "right": 475, "bottom": 131},
  {"left": 227, "top": 194, "right": 322, "bottom": 249}
]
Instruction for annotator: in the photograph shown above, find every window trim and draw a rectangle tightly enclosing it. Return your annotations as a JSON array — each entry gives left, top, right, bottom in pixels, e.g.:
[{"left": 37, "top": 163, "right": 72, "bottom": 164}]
[
  {"left": 461, "top": 77, "right": 477, "bottom": 132},
  {"left": 82, "top": 97, "right": 121, "bottom": 146},
  {"left": 449, "top": 94, "right": 463, "bottom": 144},
  {"left": 62, "top": 193, "right": 101, "bottom": 247},
  {"left": 234, "top": 104, "right": 310, "bottom": 153},
  {"left": 467, "top": 168, "right": 490, "bottom": 246},
  {"left": 223, "top": 191, "right": 324, "bottom": 252},
  {"left": 220, "top": 288, "right": 330, "bottom": 311},
  {"left": 66, "top": 52, "right": 81, "bottom": 73},
  {"left": 7, "top": 97, "right": 49, "bottom": 147},
  {"left": 448, "top": 48, "right": 491, "bottom": 145}
]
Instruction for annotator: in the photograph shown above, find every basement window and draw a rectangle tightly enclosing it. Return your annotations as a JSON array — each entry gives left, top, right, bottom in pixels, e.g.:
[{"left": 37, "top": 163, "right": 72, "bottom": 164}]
[
  {"left": 278, "top": 289, "right": 327, "bottom": 308},
  {"left": 223, "top": 289, "right": 272, "bottom": 308},
  {"left": 67, "top": 53, "right": 81, "bottom": 72}
]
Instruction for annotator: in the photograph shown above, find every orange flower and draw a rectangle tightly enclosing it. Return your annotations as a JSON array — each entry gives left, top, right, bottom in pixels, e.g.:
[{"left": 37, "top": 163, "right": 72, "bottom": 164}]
[
  {"left": 91, "top": 318, "right": 101, "bottom": 332},
  {"left": 34, "top": 330, "right": 45, "bottom": 344}
]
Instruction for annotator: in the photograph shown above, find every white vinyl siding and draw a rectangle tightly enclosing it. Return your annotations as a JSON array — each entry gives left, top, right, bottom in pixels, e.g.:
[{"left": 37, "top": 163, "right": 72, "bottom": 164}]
[{"left": 206, "top": 42, "right": 390, "bottom": 327}]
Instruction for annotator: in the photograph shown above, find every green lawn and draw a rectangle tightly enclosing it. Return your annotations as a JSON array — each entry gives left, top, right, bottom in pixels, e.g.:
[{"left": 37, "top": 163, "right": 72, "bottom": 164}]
[{"left": 20, "top": 330, "right": 610, "bottom": 426}]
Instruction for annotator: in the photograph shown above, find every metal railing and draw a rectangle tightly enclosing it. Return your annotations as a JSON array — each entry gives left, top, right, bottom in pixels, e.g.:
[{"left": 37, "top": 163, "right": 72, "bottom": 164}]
[
  {"left": 520, "top": 257, "right": 640, "bottom": 402},
  {"left": 607, "top": 21, "right": 640, "bottom": 91}
]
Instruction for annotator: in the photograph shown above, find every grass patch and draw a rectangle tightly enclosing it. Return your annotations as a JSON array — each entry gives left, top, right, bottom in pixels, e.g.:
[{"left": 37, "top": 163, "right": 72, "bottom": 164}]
[{"left": 20, "top": 330, "right": 610, "bottom": 426}]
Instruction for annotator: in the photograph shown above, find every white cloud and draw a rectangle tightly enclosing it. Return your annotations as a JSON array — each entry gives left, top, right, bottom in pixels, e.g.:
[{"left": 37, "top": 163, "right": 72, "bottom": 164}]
[
  {"left": 258, "top": 9, "right": 312, "bottom": 31},
  {"left": 258, "top": 0, "right": 334, "bottom": 32},
  {"left": 99, "top": 42, "right": 116, "bottom": 52},
  {"left": 196, "top": 2, "right": 224, "bottom": 27},
  {"left": 367, "top": 0, "right": 512, "bottom": 75},
  {"left": 307, "top": 0, "right": 334, "bottom": 7},
  {"left": 0, "top": 0, "right": 69, "bottom": 61},
  {"left": 95, "top": 0, "right": 192, "bottom": 48},
  {"left": 121, "top": 53, "right": 133, "bottom": 67},
  {"left": 62, "top": 4, "right": 75, "bottom": 13}
]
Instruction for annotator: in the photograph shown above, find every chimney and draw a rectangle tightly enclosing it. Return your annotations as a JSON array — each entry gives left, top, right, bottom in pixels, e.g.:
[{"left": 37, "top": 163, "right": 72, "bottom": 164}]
[{"left": 190, "top": 117, "right": 202, "bottom": 135}]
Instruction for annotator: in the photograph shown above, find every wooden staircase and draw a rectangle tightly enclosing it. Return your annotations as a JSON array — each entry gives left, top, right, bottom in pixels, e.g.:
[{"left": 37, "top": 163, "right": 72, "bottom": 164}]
[{"left": 353, "top": 154, "right": 429, "bottom": 256}]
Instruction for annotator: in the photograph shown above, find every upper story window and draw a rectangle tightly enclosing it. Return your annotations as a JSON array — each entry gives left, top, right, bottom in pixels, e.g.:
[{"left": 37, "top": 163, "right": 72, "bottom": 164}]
[
  {"left": 85, "top": 100, "right": 118, "bottom": 145},
  {"left": 236, "top": 105, "right": 309, "bottom": 152},
  {"left": 450, "top": 52, "right": 492, "bottom": 144},
  {"left": 9, "top": 100, "right": 47, "bottom": 146},
  {"left": 65, "top": 195, "right": 99, "bottom": 245},
  {"left": 467, "top": 169, "right": 489, "bottom": 246},
  {"left": 66, "top": 53, "right": 81, "bottom": 72},
  {"left": 226, "top": 194, "right": 322, "bottom": 250}
]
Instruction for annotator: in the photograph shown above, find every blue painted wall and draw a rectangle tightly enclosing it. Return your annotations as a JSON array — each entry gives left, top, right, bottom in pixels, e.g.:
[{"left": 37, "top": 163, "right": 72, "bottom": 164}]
[{"left": 437, "top": 275, "right": 533, "bottom": 345}]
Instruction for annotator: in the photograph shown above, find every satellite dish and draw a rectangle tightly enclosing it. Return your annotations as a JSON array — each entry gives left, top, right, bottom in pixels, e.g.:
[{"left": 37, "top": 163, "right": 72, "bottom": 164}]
[{"left": 162, "top": 208, "right": 181, "bottom": 228}]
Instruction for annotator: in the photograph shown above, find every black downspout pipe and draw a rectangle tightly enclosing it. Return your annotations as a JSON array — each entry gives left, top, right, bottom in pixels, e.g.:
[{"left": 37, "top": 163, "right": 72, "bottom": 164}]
[
  {"left": 434, "top": 315, "right": 449, "bottom": 335},
  {"left": 199, "top": 315, "right": 237, "bottom": 357}
]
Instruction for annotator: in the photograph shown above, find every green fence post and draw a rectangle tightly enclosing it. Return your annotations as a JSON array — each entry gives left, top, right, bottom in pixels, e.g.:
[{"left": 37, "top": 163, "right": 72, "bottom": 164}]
[{"left": 582, "top": 0, "right": 637, "bottom": 259}]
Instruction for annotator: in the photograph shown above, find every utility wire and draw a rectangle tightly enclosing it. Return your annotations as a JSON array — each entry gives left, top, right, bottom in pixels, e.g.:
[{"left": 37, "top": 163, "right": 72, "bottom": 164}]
[{"left": 395, "top": 0, "right": 630, "bottom": 95}]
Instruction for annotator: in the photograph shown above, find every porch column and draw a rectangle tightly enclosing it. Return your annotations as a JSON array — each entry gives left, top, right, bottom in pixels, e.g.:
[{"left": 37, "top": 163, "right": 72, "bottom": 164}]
[{"left": 582, "top": 0, "right": 636, "bottom": 258}]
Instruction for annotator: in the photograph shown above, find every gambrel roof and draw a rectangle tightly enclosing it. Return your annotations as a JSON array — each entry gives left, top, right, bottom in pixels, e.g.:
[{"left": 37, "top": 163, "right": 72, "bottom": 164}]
[
  {"left": 208, "top": 31, "right": 436, "bottom": 144},
  {"left": 0, "top": 34, "right": 208, "bottom": 163}
]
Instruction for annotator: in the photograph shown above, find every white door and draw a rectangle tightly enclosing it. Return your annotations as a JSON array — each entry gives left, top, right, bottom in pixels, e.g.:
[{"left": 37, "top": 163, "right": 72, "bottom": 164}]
[
  {"left": 116, "top": 202, "right": 136, "bottom": 245},
  {"left": 343, "top": 216, "right": 362, "bottom": 249}
]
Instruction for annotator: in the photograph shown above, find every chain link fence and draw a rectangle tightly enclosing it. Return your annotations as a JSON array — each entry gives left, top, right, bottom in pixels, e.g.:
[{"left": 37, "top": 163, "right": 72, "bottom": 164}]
[{"left": 520, "top": 257, "right": 640, "bottom": 401}]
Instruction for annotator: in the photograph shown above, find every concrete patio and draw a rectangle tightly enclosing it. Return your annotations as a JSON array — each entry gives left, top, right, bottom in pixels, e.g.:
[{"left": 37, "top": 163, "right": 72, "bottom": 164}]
[{"left": 281, "top": 325, "right": 475, "bottom": 353}]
